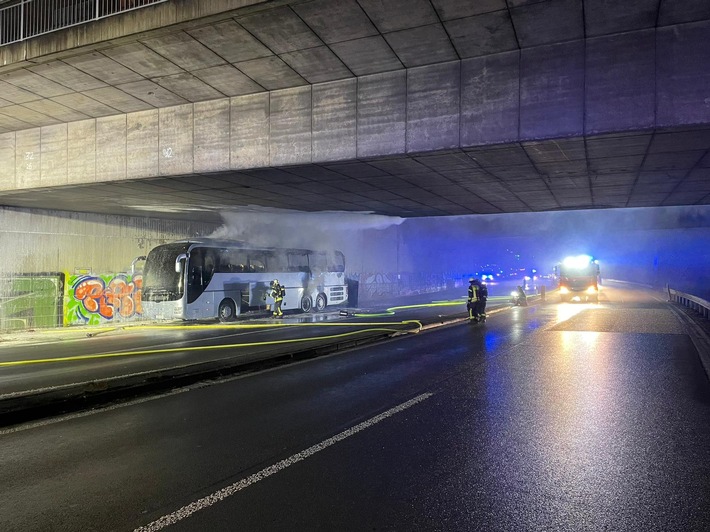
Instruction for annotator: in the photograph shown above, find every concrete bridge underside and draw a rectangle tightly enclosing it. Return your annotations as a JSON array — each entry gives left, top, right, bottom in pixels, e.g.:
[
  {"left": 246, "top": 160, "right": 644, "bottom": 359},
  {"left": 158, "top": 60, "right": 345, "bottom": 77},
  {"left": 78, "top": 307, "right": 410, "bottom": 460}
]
[{"left": 0, "top": 0, "right": 709, "bottom": 222}]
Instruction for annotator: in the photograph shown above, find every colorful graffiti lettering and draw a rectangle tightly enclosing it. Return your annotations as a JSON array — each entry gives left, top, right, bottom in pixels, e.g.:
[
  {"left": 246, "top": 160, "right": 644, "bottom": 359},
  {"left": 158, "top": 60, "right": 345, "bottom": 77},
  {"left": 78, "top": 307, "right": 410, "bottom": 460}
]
[{"left": 66, "top": 273, "right": 142, "bottom": 325}]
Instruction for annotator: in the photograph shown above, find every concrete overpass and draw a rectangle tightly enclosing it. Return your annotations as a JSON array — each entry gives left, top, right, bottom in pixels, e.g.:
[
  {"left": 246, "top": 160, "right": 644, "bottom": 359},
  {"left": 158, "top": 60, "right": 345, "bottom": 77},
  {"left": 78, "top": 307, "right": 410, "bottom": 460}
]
[{"left": 0, "top": 0, "right": 708, "bottom": 223}]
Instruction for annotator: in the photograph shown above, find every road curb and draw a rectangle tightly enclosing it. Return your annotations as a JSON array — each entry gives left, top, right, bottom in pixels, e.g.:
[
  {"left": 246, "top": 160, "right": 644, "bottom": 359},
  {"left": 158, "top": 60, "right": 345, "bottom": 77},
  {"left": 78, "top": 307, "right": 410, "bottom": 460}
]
[
  {"left": 0, "top": 328, "right": 402, "bottom": 427},
  {"left": 0, "top": 302, "right": 523, "bottom": 428}
]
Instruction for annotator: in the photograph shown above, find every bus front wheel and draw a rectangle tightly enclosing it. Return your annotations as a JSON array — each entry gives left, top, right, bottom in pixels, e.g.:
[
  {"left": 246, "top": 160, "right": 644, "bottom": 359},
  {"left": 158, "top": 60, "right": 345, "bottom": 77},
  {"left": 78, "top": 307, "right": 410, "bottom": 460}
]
[
  {"left": 300, "top": 296, "right": 313, "bottom": 313},
  {"left": 315, "top": 293, "right": 327, "bottom": 312},
  {"left": 218, "top": 299, "right": 238, "bottom": 322}
]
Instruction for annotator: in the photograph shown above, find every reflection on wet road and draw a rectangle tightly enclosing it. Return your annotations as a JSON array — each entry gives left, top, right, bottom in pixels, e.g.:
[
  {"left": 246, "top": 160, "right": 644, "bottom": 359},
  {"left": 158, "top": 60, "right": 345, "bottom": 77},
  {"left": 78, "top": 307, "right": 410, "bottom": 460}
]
[{"left": 1, "top": 282, "right": 709, "bottom": 531}]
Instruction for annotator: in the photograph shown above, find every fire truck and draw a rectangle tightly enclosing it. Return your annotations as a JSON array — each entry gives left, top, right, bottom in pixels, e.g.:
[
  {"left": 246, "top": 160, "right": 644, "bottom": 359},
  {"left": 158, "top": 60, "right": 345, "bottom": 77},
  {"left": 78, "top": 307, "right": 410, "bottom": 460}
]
[{"left": 554, "top": 255, "right": 600, "bottom": 303}]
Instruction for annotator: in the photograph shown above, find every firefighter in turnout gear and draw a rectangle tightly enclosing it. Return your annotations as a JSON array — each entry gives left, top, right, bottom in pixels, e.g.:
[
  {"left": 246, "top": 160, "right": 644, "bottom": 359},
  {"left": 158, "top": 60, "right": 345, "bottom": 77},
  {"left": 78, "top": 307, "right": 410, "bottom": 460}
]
[
  {"left": 467, "top": 278, "right": 479, "bottom": 322},
  {"left": 269, "top": 279, "right": 285, "bottom": 318},
  {"left": 468, "top": 278, "right": 487, "bottom": 323},
  {"left": 476, "top": 281, "right": 488, "bottom": 322}
]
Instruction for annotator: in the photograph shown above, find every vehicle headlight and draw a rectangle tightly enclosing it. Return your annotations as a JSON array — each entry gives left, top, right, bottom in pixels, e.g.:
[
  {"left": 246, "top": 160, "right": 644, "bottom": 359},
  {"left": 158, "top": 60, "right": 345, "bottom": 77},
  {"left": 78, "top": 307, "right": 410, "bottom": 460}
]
[
  {"left": 560, "top": 286, "right": 569, "bottom": 294},
  {"left": 511, "top": 291, "right": 519, "bottom": 297},
  {"left": 586, "top": 286, "right": 597, "bottom": 294}
]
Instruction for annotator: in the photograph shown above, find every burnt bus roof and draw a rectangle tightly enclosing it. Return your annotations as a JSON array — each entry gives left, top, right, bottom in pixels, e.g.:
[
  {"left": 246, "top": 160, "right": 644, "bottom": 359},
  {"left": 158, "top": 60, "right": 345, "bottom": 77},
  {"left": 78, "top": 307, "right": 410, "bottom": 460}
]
[{"left": 157, "top": 238, "right": 343, "bottom": 255}]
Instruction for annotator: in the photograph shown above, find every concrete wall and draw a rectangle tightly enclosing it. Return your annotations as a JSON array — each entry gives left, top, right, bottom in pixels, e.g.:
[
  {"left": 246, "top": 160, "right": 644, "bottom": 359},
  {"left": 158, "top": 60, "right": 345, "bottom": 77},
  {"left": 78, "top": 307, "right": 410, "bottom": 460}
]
[
  {"left": 1, "top": 21, "right": 709, "bottom": 193},
  {"left": 0, "top": 207, "right": 217, "bottom": 274}
]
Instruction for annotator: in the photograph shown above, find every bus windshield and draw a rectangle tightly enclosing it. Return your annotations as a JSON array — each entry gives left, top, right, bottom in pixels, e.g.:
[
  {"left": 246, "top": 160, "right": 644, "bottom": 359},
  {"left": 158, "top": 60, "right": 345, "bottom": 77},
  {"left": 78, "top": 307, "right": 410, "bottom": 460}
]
[{"left": 143, "top": 243, "right": 190, "bottom": 300}]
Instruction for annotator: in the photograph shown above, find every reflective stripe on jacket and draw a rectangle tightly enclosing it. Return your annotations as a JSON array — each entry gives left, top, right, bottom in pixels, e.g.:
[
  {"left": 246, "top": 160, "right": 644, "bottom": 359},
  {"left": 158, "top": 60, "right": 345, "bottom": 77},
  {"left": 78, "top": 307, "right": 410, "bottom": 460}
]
[{"left": 468, "top": 284, "right": 479, "bottom": 302}]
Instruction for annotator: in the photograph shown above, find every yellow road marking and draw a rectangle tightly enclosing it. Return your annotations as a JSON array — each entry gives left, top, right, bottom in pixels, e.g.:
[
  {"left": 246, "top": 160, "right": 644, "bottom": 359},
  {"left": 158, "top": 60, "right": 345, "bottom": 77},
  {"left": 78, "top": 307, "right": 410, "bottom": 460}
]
[
  {"left": 7, "top": 294, "right": 500, "bottom": 367},
  {"left": 0, "top": 322, "right": 422, "bottom": 367}
]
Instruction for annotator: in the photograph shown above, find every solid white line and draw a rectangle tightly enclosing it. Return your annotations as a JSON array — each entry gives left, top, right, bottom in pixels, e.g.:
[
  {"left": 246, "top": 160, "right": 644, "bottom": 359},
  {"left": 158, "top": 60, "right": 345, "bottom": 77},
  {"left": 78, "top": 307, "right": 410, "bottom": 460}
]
[{"left": 134, "top": 392, "right": 435, "bottom": 532}]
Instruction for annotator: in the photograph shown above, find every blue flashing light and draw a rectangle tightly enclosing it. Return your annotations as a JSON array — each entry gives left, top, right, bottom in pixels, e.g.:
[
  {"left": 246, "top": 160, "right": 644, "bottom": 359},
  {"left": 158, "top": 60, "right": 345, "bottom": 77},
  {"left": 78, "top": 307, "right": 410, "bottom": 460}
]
[{"left": 562, "top": 254, "right": 594, "bottom": 268}]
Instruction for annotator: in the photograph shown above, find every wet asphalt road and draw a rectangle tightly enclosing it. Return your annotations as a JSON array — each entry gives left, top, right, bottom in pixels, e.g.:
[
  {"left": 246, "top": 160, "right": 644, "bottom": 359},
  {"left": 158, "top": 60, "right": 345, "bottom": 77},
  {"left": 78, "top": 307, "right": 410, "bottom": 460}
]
[{"left": 1, "top": 284, "right": 709, "bottom": 531}]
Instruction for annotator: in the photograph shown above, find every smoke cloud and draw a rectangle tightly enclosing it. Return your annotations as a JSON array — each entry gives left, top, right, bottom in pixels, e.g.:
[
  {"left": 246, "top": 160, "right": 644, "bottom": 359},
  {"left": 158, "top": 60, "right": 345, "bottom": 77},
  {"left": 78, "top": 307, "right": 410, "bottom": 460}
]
[
  {"left": 209, "top": 207, "right": 405, "bottom": 272},
  {"left": 204, "top": 204, "right": 710, "bottom": 298}
]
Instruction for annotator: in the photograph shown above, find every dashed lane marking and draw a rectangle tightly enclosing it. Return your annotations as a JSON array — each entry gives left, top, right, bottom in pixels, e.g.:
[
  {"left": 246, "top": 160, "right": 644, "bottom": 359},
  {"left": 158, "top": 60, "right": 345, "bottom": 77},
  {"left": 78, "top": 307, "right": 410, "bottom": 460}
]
[{"left": 134, "top": 392, "right": 435, "bottom": 532}]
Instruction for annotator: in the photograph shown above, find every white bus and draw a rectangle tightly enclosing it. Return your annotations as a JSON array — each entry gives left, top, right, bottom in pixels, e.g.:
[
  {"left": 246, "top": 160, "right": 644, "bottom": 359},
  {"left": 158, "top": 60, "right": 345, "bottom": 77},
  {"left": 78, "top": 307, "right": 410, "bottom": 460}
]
[{"left": 141, "top": 238, "right": 348, "bottom": 322}]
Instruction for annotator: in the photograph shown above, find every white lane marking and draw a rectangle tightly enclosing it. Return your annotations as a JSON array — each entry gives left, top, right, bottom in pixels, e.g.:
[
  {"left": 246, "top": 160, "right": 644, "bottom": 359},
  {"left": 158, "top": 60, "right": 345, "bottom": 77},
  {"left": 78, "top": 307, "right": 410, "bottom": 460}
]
[{"left": 134, "top": 392, "right": 435, "bottom": 532}]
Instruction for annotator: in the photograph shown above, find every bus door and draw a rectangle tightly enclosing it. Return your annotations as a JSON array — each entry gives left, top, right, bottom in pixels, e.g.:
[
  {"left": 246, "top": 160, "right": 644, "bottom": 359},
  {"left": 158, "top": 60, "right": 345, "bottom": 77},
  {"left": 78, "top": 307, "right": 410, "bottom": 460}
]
[
  {"left": 216, "top": 248, "right": 250, "bottom": 312},
  {"left": 186, "top": 247, "right": 217, "bottom": 318},
  {"left": 246, "top": 251, "right": 269, "bottom": 306}
]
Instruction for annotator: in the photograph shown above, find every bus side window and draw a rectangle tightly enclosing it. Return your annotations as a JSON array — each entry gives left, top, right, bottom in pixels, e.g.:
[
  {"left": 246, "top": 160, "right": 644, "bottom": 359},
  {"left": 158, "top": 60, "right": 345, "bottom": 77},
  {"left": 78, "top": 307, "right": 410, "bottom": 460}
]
[
  {"left": 202, "top": 252, "right": 216, "bottom": 286},
  {"left": 309, "top": 252, "right": 327, "bottom": 272},
  {"left": 287, "top": 251, "right": 309, "bottom": 273},
  {"left": 231, "top": 250, "right": 248, "bottom": 273},
  {"left": 248, "top": 252, "right": 267, "bottom": 273},
  {"left": 217, "top": 249, "right": 248, "bottom": 273}
]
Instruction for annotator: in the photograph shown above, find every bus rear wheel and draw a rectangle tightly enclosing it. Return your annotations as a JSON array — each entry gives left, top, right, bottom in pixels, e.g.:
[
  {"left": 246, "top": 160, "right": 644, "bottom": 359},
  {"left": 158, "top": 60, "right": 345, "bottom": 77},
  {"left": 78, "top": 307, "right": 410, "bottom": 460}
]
[
  {"left": 218, "top": 299, "right": 238, "bottom": 322},
  {"left": 315, "top": 293, "right": 327, "bottom": 312},
  {"left": 300, "top": 296, "right": 313, "bottom": 313}
]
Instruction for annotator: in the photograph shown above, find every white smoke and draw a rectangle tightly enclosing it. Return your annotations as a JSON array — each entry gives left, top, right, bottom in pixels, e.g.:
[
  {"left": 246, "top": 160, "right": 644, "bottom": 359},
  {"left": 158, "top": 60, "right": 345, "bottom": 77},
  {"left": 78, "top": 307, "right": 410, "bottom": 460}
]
[{"left": 209, "top": 207, "right": 404, "bottom": 266}]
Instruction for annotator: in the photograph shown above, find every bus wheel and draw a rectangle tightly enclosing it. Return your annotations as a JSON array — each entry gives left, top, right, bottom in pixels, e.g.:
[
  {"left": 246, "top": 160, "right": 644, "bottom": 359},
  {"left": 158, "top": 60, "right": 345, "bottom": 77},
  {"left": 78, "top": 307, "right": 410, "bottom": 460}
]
[
  {"left": 218, "top": 299, "right": 237, "bottom": 322},
  {"left": 315, "top": 293, "right": 327, "bottom": 312},
  {"left": 300, "top": 296, "right": 313, "bottom": 313}
]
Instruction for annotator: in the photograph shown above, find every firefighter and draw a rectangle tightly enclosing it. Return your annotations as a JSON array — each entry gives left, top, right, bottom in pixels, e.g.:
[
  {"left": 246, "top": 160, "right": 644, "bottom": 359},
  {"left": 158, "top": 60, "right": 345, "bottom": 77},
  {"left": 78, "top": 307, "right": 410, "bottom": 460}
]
[
  {"left": 476, "top": 281, "right": 488, "bottom": 321},
  {"left": 513, "top": 285, "right": 528, "bottom": 306},
  {"left": 467, "top": 278, "right": 479, "bottom": 322},
  {"left": 269, "top": 279, "right": 285, "bottom": 318}
]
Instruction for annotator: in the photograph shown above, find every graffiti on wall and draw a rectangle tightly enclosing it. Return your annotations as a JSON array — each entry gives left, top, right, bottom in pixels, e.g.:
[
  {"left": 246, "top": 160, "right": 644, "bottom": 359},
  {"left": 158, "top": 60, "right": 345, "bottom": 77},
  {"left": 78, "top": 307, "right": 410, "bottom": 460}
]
[
  {"left": 356, "top": 272, "right": 452, "bottom": 302},
  {"left": 65, "top": 273, "right": 142, "bottom": 325}
]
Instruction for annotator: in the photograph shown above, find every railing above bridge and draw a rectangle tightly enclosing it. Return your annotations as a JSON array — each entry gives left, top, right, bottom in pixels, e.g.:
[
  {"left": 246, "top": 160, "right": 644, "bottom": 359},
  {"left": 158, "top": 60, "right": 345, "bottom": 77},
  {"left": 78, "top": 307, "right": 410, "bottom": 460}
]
[{"left": 0, "top": 0, "right": 166, "bottom": 47}]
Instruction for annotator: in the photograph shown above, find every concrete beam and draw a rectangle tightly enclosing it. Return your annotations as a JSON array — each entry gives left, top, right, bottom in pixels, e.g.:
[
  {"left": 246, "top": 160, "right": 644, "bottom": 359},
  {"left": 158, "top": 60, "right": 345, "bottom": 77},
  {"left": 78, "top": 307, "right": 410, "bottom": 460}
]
[
  {"left": 127, "top": 111, "right": 159, "bottom": 179},
  {"left": 461, "top": 50, "right": 520, "bottom": 146},
  {"left": 357, "top": 71, "right": 406, "bottom": 158},
  {"left": 1, "top": 23, "right": 709, "bottom": 192},
  {"left": 230, "top": 93, "right": 269, "bottom": 169},
  {"left": 407, "top": 61, "right": 460, "bottom": 152},
  {"left": 520, "top": 40, "right": 585, "bottom": 139},
  {"left": 657, "top": 20, "right": 710, "bottom": 127},
  {"left": 586, "top": 29, "right": 655, "bottom": 134},
  {"left": 312, "top": 79, "right": 357, "bottom": 162}
]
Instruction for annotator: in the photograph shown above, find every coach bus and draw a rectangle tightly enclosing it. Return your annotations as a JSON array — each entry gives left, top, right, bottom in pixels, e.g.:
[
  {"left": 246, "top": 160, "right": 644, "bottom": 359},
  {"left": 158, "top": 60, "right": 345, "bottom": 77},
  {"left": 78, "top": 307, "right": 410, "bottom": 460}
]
[{"left": 141, "top": 238, "right": 348, "bottom": 322}]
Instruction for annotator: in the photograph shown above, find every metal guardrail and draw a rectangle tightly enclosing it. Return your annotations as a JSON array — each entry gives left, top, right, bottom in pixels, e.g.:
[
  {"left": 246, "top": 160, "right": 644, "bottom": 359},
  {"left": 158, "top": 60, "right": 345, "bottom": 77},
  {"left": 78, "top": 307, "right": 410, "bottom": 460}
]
[
  {"left": 667, "top": 285, "right": 710, "bottom": 319},
  {"left": 0, "top": 0, "right": 165, "bottom": 47}
]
